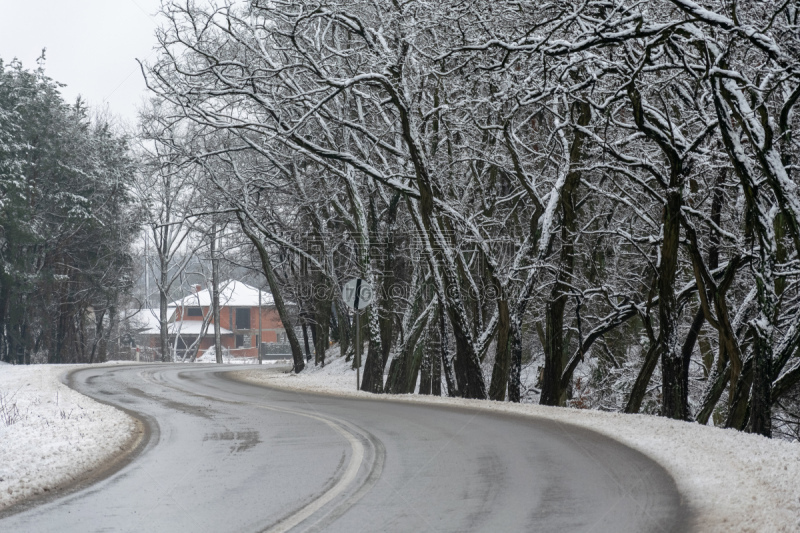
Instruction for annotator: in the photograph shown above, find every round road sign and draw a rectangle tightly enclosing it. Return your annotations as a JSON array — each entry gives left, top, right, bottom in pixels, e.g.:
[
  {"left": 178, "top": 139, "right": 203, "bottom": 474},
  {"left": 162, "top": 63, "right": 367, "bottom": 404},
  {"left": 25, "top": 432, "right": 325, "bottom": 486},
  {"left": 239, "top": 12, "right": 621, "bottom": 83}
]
[{"left": 342, "top": 278, "right": 374, "bottom": 310}]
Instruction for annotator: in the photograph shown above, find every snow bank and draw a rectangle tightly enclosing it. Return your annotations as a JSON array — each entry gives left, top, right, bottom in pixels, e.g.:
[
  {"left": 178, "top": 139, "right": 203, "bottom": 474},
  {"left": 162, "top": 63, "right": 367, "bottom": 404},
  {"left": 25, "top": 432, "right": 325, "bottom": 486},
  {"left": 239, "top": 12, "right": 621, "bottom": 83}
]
[
  {"left": 233, "top": 354, "right": 800, "bottom": 533},
  {"left": 0, "top": 364, "right": 137, "bottom": 511},
  {"left": 194, "top": 346, "right": 290, "bottom": 365}
]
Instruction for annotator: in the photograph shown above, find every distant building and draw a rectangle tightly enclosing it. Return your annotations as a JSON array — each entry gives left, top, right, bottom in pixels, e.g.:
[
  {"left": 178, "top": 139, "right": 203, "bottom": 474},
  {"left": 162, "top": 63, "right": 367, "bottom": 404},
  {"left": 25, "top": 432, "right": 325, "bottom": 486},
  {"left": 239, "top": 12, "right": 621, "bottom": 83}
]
[{"left": 129, "top": 280, "right": 287, "bottom": 361}]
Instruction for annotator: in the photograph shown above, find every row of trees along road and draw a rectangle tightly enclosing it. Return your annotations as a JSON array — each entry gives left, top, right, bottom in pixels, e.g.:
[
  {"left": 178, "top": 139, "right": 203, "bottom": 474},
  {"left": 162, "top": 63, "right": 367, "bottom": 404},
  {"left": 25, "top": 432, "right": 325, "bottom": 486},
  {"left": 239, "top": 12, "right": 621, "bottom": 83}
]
[
  {"left": 138, "top": 0, "right": 800, "bottom": 439},
  {"left": 0, "top": 59, "right": 138, "bottom": 365}
]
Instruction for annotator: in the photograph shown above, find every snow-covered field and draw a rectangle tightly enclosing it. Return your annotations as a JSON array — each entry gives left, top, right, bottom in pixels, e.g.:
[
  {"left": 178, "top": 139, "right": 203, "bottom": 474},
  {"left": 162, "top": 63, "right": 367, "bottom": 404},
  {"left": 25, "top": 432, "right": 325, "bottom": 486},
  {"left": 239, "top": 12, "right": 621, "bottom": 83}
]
[
  {"left": 234, "top": 353, "right": 800, "bottom": 533},
  {"left": 0, "top": 363, "right": 137, "bottom": 511}
]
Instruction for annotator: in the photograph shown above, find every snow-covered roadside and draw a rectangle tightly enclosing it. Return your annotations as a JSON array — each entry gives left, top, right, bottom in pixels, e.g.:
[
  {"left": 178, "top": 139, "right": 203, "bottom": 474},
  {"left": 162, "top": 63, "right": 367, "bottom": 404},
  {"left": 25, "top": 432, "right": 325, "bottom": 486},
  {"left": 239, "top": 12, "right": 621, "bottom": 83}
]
[
  {"left": 0, "top": 363, "right": 138, "bottom": 511},
  {"left": 233, "top": 355, "right": 800, "bottom": 533}
]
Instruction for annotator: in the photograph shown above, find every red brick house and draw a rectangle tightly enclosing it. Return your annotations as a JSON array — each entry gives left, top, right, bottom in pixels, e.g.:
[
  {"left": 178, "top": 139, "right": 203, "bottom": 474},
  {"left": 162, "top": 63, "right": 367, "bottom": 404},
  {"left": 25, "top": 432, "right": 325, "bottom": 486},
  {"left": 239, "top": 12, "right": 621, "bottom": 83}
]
[
  {"left": 172, "top": 280, "right": 287, "bottom": 359},
  {"left": 132, "top": 280, "right": 288, "bottom": 361}
]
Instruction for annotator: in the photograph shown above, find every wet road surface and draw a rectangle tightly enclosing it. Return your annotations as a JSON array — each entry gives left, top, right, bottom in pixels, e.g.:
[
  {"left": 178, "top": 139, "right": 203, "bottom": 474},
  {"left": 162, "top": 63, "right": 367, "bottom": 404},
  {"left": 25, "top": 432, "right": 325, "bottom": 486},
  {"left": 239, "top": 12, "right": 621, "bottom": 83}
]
[{"left": 0, "top": 364, "right": 687, "bottom": 532}]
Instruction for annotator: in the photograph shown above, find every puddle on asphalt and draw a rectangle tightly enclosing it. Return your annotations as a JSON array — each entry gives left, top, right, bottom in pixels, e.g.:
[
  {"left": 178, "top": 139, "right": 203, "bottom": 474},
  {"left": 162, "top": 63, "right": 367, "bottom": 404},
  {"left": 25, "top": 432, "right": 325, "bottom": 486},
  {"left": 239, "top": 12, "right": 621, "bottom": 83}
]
[{"left": 203, "top": 430, "right": 261, "bottom": 452}]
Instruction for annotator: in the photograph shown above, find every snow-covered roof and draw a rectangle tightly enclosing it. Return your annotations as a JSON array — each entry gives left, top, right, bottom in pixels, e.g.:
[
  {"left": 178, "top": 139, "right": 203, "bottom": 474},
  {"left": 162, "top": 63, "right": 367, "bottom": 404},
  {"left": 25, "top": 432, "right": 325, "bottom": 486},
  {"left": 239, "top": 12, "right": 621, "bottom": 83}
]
[
  {"left": 166, "top": 321, "right": 232, "bottom": 336},
  {"left": 126, "top": 308, "right": 232, "bottom": 336},
  {"left": 172, "top": 280, "right": 275, "bottom": 308},
  {"left": 126, "top": 308, "right": 175, "bottom": 334}
]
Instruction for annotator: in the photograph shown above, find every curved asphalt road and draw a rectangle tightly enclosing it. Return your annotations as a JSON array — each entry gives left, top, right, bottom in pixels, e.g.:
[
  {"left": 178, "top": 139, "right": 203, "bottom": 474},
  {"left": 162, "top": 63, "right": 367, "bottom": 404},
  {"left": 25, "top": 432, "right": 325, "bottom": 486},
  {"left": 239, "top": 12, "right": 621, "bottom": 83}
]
[{"left": 0, "top": 365, "right": 687, "bottom": 532}]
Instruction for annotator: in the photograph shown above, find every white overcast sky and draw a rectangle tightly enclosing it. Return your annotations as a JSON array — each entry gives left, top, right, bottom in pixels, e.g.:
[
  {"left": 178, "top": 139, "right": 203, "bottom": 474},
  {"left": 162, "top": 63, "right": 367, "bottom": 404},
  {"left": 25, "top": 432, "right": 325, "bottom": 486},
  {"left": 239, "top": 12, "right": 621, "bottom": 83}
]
[{"left": 0, "top": 0, "right": 164, "bottom": 126}]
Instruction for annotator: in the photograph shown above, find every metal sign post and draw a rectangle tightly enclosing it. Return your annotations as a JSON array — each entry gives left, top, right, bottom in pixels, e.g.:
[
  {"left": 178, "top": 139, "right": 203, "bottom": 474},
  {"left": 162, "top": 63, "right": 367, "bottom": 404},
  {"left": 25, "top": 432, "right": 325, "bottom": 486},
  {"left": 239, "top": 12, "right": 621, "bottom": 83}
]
[
  {"left": 355, "top": 310, "right": 361, "bottom": 390},
  {"left": 342, "top": 278, "right": 374, "bottom": 391}
]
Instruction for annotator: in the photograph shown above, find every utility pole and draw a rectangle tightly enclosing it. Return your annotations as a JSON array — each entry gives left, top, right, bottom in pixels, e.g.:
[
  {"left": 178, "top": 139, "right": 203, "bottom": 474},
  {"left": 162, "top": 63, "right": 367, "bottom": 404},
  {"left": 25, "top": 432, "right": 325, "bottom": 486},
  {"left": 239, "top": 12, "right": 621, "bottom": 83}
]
[
  {"left": 144, "top": 234, "right": 150, "bottom": 308},
  {"left": 258, "top": 285, "right": 263, "bottom": 364},
  {"left": 212, "top": 223, "right": 222, "bottom": 364},
  {"left": 355, "top": 309, "right": 361, "bottom": 389}
]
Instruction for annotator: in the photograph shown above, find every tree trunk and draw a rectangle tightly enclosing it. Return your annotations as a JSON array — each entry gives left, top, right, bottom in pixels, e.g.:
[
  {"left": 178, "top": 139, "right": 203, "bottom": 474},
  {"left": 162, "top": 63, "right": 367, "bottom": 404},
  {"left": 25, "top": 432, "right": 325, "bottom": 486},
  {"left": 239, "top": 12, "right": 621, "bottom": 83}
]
[
  {"left": 400, "top": 343, "right": 424, "bottom": 394},
  {"left": 431, "top": 337, "right": 442, "bottom": 396},
  {"left": 314, "top": 283, "right": 330, "bottom": 367},
  {"left": 488, "top": 299, "right": 511, "bottom": 401},
  {"left": 300, "top": 312, "right": 312, "bottom": 361},
  {"left": 160, "top": 255, "right": 170, "bottom": 363},
  {"left": 419, "top": 347, "right": 432, "bottom": 395},
  {"left": 360, "top": 307, "right": 385, "bottom": 393},
  {"left": 386, "top": 301, "right": 435, "bottom": 394},
  {"left": 748, "top": 331, "right": 772, "bottom": 436},
  {"left": 310, "top": 311, "right": 319, "bottom": 363},
  {"left": 696, "top": 362, "right": 730, "bottom": 425},
  {"left": 239, "top": 215, "right": 305, "bottom": 373},
  {"left": 336, "top": 301, "right": 351, "bottom": 359},
  {"left": 404, "top": 174, "right": 485, "bottom": 398},
  {"left": 659, "top": 188, "right": 685, "bottom": 419},
  {"left": 97, "top": 307, "right": 115, "bottom": 363},
  {"left": 0, "top": 279, "right": 8, "bottom": 363},
  {"left": 439, "top": 306, "right": 458, "bottom": 397},
  {"left": 539, "top": 100, "right": 589, "bottom": 406},
  {"left": 386, "top": 357, "right": 402, "bottom": 394},
  {"left": 52, "top": 298, "right": 69, "bottom": 365},
  {"left": 625, "top": 334, "right": 661, "bottom": 414},
  {"left": 507, "top": 317, "right": 523, "bottom": 403},
  {"left": 541, "top": 297, "right": 568, "bottom": 406},
  {"left": 379, "top": 192, "right": 400, "bottom": 368},
  {"left": 726, "top": 362, "right": 754, "bottom": 431},
  {"left": 681, "top": 309, "right": 706, "bottom": 418}
]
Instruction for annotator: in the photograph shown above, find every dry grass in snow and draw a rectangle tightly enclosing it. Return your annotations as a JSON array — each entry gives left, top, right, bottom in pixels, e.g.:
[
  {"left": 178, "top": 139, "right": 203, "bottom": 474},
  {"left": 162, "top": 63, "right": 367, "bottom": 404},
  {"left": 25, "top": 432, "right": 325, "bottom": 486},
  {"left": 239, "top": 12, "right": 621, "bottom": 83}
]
[{"left": 0, "top": 363, "right": 136, "bottom": 511}]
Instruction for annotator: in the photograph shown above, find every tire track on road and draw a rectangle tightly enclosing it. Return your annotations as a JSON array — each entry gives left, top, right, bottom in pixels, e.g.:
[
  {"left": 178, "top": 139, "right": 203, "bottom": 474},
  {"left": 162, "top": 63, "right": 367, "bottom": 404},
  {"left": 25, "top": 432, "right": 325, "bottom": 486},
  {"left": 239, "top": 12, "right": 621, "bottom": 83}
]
[{"left": 141, "top": 366, "right": 386, "bottom": 533}]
